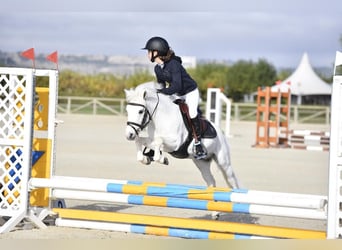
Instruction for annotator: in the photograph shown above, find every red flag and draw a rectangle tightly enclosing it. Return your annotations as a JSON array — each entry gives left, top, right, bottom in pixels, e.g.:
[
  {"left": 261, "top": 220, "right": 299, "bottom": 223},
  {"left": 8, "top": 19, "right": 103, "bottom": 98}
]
[
  {"left": 46, "top": 51, "right": 58, "bottom": 64},
  {"left": 21, "top": 48, "right": 35, "bottom": 68},
  {"left": 21, "top": 48, "right": 35, "bottom": 60}
]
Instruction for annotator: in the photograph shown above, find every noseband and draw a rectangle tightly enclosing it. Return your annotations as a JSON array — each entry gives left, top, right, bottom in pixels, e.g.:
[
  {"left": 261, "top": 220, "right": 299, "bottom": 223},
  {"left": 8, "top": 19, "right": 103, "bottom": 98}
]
[
  {"left": 126, "top": 93, "right": 159, "bottom": 136},
  {"left": 126, "top": 102, "right": 151, "bottom": 135}
]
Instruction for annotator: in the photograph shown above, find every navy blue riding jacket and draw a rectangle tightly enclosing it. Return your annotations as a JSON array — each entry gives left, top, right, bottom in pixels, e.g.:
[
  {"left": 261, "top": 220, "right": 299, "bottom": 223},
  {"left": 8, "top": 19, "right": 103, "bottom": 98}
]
[{"left": 154, "top": 56, "right": 197, "bottom": 96}]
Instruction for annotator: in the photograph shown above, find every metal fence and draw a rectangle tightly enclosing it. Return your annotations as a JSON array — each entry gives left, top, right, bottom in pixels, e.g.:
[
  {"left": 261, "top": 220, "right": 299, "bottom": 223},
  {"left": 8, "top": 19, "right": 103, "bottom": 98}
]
[{"left": 57, "top": 96, "right": 331, "bottom": 124}]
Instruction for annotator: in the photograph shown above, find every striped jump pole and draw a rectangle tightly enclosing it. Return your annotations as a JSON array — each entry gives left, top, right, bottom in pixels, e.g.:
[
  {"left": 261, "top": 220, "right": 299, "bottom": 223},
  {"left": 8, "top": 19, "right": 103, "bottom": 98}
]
[
  {"left": 288, "top": 134, "right": 330, "bottom": 151},
  {"left": 289, "top": 135, "right": 329, "bottom": 145},
  {"left": 30, "top": 176, "right": 327, "bottom": 210},
  {"left": 55, "top": 218, "right": 269, "bottom": 239},
  {"left": 282, "top": 129, "right": 330, "bottom": 151},
  {"left": 105, "top": 183, "right": 327, "bottom": 210},
  {"left": 53, "top": 208, "right": 326, "bottom": 239},
  {"left": 290, "top": 144, "right": 329, "bottom": 152},
  {"left": 51, "top": 189, "right": 327, "bottom": 220},
  {"left": 288, "top": 130, "right": 330, "bottom": 137}
]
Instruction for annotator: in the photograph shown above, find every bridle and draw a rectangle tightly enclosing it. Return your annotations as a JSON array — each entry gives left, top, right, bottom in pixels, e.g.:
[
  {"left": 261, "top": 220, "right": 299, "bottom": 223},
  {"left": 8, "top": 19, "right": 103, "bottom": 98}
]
[{"left": 126, "top": 93, "right": 159, "bottom": 136}]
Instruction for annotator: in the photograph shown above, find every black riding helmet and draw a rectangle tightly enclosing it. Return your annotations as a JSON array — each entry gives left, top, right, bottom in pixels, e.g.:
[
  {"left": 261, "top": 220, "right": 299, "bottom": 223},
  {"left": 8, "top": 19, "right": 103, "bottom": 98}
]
[{"left": 142, "top": 37, "right": 170, "bottom": 62}]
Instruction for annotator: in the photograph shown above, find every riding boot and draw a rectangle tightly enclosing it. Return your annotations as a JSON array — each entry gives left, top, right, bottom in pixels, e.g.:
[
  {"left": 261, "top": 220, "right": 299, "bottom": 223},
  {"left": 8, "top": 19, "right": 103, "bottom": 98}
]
[{"left": 191, "top": 116, "right": 207, "bottom": 159}]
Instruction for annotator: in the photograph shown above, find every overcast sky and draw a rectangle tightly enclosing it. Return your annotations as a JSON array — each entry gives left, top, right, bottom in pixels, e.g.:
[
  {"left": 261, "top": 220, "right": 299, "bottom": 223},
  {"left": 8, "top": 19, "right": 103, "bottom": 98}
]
[{"left": 1, "top": 0, "right": 341, "bottom": 68}]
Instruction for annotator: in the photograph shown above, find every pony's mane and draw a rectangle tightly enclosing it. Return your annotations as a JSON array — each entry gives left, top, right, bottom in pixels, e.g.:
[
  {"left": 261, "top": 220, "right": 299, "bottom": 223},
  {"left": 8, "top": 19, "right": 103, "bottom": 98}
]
[
  {"left": 125, "top": 81, "right": 157, "bottom": 103},
  {"left": 135, "top": 81, "right": 157, "bottom": 92},
  {"left": 126, "top": 81, "right": 175, "bottom": 107}
]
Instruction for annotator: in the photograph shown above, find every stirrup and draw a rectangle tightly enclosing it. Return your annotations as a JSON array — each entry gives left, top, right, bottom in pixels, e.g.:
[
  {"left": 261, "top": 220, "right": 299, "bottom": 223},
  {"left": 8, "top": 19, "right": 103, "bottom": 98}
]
[
  {"left": 194, "top": 152, "right": 207, "bottom": 160},
  {"left": 193, "top": 142, "right": 207, "bottom": 159}
]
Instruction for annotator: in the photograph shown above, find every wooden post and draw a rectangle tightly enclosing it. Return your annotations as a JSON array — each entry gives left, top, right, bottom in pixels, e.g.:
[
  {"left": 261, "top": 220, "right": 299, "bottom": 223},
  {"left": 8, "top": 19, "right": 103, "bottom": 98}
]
[{"left": 254, "top": 87, "right": 290, "bottom": 148}]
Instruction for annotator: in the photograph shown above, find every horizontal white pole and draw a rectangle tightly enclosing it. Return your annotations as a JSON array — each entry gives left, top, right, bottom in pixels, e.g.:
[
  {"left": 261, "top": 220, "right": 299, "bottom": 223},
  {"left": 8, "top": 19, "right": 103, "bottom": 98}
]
[
  {"left": 55, "top": 218, "right": 272, "bottom": 239},
  {"left": 55, "top": 218, "right": 131, "bottom": 233},
  {"left": 229, "top": 191, "right": 327, "bottom": 210},
  {"left": 29, "top": 176, "right": 127, "bottom": 191}
]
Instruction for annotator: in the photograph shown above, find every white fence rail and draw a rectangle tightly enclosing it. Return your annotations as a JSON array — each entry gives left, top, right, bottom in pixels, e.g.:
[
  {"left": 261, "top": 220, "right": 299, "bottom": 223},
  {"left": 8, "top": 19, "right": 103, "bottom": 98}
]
[
  {"left": 57, "top": 96, "right": 331, "bottom": 124},
  {"left": 58, "top": 96, "right": 126, "bottom": 116}
]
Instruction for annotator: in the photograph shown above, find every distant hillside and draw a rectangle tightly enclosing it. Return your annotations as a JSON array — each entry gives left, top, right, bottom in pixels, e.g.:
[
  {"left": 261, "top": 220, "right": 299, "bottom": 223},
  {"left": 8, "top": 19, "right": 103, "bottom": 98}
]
[
  {"left": 0, "top": 51, "right": 333, "bottom": 79},
  {"left": 0, "top": 51, "right": 196, "bottom": 76}
]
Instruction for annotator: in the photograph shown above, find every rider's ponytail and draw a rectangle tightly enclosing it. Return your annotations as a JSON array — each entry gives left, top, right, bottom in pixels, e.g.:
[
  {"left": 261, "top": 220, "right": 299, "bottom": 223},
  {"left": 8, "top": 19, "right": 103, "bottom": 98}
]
[{"left": 160, "top": 49, "right": 182, "bottom": 64}]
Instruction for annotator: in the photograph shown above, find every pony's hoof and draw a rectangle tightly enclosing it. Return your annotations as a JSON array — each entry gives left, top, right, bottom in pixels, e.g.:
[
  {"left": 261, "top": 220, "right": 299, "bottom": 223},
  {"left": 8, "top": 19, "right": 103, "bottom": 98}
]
[
  {"left": 163, "top": 157, "right": 169, "bottom": 165},
  {"left": 140, "top": 157, "right": 151, "bottom": 165},
  {"left": 211, "top": 212, "right": 220, "bottom": 220}
]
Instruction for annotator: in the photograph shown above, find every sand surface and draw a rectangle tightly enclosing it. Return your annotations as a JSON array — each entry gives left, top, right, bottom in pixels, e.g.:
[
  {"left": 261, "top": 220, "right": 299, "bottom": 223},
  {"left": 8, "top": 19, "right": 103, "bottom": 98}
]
[{"left": 0, "top": 114, "right": 330, "bottom": 239}]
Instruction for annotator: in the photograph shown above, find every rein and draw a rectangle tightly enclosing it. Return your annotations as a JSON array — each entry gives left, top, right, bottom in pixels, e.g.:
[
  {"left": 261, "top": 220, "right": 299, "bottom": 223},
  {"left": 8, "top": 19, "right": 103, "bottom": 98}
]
[{"left": 126, "top": 92, "right": 159, "bottom": 135}]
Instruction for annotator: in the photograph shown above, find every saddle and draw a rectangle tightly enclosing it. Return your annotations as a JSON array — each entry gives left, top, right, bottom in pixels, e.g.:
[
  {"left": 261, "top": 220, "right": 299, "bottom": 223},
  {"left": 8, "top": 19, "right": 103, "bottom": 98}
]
[{"left": 169, "top": 99, "right": 217, "bottom": 159}]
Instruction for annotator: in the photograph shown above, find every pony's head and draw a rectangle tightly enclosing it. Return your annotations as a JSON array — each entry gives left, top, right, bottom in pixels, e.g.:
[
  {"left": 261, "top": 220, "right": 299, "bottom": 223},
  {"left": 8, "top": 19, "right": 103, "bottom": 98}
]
[{"left": 124, "top": 87, "right": 150, "bottom": 140}]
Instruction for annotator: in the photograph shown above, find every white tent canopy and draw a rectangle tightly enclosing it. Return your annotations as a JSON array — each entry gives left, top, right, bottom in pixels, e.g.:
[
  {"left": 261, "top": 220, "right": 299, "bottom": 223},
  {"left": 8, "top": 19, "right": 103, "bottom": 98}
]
[{"left": 272, "top": 53, "right": 332, "bottom": 104}]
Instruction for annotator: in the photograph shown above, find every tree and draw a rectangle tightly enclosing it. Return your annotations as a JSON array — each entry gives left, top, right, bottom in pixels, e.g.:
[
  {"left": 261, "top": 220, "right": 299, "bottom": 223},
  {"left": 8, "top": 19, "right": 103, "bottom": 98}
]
[
  {"left": 55, "top": 59, "right": 276, "bottom": 100},
  {"left": 225, "top": 59, "right": 276, "bottom": 101},
  {"left": 123, "top": 70, "right": 154, "bottom": 89},
  {"left": 277, "top": 69, "right": 292, "bottom": 82},
  {"left": 254, "top": 59, "right": 277, "bottom": 87},
  {"left": 58, "top": 71, "right": 124, "bottom": 97},
  {"left": 187, "top": 63, "right": 229, "bottom": 98}
]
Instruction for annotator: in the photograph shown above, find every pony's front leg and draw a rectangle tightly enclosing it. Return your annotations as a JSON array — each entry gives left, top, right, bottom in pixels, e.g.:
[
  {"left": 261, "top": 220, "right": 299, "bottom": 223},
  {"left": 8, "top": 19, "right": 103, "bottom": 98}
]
[
  {"left": 152, "top": 137, "right": 169, "bottom": 165},
  {"left": 135, "top": 138, "right": 152, "bottom": 165}
]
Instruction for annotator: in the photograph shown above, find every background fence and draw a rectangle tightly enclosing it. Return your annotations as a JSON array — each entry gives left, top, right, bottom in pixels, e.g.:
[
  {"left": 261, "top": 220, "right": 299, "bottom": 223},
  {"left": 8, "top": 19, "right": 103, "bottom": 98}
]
[{"left": 57, "top": 96, "right": 331, "bottom": 124}]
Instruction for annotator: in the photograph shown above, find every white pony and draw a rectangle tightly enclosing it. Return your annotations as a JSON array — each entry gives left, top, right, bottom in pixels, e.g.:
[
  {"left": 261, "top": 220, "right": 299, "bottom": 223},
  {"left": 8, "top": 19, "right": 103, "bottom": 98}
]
[{"left": 124, "top": 82, "right": 240, "bottom": 191}]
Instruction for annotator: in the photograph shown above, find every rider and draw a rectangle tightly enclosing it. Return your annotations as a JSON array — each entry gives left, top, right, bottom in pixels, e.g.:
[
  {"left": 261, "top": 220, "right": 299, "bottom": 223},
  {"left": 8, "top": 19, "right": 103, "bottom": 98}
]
[{"left": 142, "top": 36, "right": 207, "bottom": 160}]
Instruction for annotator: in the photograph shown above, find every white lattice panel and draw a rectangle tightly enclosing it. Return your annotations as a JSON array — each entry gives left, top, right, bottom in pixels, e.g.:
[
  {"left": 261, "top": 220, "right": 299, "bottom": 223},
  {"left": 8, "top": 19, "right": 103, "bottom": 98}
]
[{"left": 0, "top": 67, "right": 35, "bottom": 232}]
